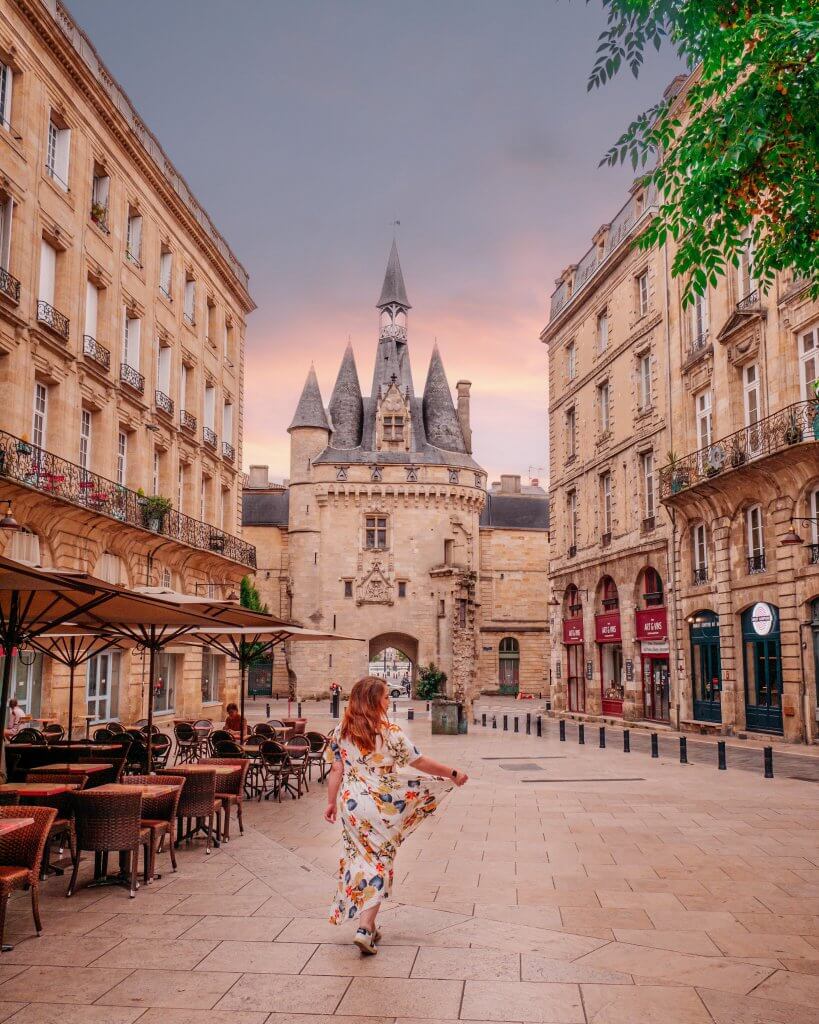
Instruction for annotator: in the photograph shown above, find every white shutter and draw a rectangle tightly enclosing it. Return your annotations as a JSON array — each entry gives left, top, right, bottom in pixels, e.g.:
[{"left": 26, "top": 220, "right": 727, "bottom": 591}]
[
  {"left": 85, "top": 281, "right": 98, "bottom": 338},
  {"left": 158, "top": 344, "right": 170, "bottom": 392},
  {"left": 204, "top": 385, "right": 215, "bottom": 429},
  {"left": 180, "top": 363, "right": 188, "bottom": 411},
  {"left": 0, "top": 62, "right": 12, "bottom": 128},
  {"left": 0, "top": 196, "right": 11, "bottom": 269},
  {"left": 129, "top": 215, "right": 142, "bottom": 260},
  {"left": 38, "top": 241, "right": 56, "bottom": 304},
  {"left": 56, "top": 127, "right": 70, "bottom": 185},
  {"left": 130, "top": 317, "right": 141, "bottom": 368},
  {"left": 223, "top": 402, "right": 233, "bottom": 440}
]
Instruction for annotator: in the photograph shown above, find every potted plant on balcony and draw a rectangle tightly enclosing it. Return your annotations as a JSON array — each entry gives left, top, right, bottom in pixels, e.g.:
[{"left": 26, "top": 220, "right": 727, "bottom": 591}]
[
  {"left": 141, "top": 493, "right": 172, "bottom": 533},
  {"left": 729, "top": 440, "right": 746, "bottom": 468},
  {"left": 208, "top": 531, "right": 226, "bottom": 553},
  {"left": 90, "top": 202, "right": 107, "bottom": 228},
  {"left": 783, "top": 412, "right": 802, "bottom": 445},
  {"left": 16, "top": 434, "right": 31, "bottom": 456},
  {"left": 666, "top": 451, "right": 689, "bottom": 493}
]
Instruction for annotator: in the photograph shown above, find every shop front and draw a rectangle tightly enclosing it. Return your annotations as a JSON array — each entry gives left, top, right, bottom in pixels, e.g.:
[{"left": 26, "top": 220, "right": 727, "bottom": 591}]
[
  {"left": 690, "top": 610, "right": 722, "bottom": 723},
  {"left": 742, "top": 602, "right": 783, "bottom": 735},
  {"left": 563, "top": 617, "right": 585, "bottom": 712},
  {"left": 637, "top": 606, "right": 670, "bottom": 722},
  {"left": 812, "top": 599, "right": 819, "bottom": 715},
  {"left": 595, "top": 612, "right": 623, "bottom": 715}
]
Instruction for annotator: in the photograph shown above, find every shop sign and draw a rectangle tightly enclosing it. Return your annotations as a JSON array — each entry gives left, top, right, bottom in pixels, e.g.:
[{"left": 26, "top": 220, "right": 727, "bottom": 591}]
[
  {"left": 750, "top": 602, "right": 775, "bottom": 637},
  {"left": 595, "top": 612, "right": 622, "bottom": 643},
  {"left": 555, "top": 662, "right": 562, "bottom": 679},
  {"left": 585, "top": 661, "right": 593, "bottom": 680},
  {"left": 635, "top": 607, "right": 667, "bottom": 641},
  {"left": 625, "top": 659, "right": 634, "bottom": 681},
  {"left": 641, "top": 640, "right": 669, "bottom": 654},
  {"left": 562, "top": 617, "right": 584, "bottom": 644}
]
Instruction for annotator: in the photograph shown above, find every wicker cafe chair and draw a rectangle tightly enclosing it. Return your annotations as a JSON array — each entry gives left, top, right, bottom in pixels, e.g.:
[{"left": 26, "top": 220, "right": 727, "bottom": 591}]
[
  {"left": 158, "top": 767, "right": 220, "bottom": 855},
  {"left": 122, "top": 775, "right": 184, "bottom": 880},
  {"left": 106, "top": 722, "right": 126, "bottom": 735},
  {"left": 258, "top": 740, "right": 288, "bottom": 802},
  {"left": 24, "top": 771, "right": 89, "bottom": 878},
  {"left": 173, "top": 723, "right": 201, "bottom": 765},
  {"left": 210, "top": 729, "right": 233, "bottom": 748},
  {"left": 150, "top": 734, "right": 172, "bottom": 771},
  {"left": 41, "top": 723, "right": 64, "bottom": 743},
  {"left": 253, "top": 722, "right": 275, "bottom": 739},
  {"left": 67, "top": 789, "right": 151, "bottom": 898},
  {"left": 199, "top": 759, "right": 249, "bottom": 841},
  {"left": 11, "top": 728, "right": 45, "bottom": 745},
  {"left": 92, "top": 727, "right": 115, "bottom": 743},
  {"left": 193, "top": 720, "right": 214, "bottom": 757},
  {"left": 0, "top": 805, "right": 58, "bottom": 949},
  {"left": 0, "top": 794, "right": 19, "bottom": 806},
  {"left": 213, "top": 739, "right": 243, "bottom": 756},
  {"left": 305, "top": 731, "right": 329, "bottom": 783},
  {"left": 283, "top": 736, "right": 311, "bottom": 798}
]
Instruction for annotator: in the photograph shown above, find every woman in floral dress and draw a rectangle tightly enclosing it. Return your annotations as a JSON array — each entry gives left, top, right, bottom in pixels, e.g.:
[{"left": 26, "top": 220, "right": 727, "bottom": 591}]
[{"left": 324, "top": 676, "right": 468, "bottom": 955}]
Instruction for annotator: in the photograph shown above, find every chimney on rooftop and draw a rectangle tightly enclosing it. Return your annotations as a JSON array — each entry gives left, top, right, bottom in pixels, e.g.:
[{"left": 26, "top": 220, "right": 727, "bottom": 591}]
[
  {"left": 456, "top": 380, "right": 472, "bottom": 454},
  {"left": 500, "top": 474, "right": 521, "bottom": 494},
  {"left": 247, "top": 465, "right": 269, "bottom": 489}
]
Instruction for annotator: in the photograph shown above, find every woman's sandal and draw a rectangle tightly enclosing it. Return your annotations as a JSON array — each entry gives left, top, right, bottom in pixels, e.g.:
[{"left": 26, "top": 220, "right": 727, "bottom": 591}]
[{"left": 354, "top": 927, "right": 378, "bottom": 956}]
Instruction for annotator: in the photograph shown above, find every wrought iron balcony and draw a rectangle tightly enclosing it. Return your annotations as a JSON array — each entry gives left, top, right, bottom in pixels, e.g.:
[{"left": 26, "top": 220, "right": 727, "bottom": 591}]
[
  {"left": 90, "top": 204, "right": 109, "bottom": 233},
  {"left": 747, "top": 553, "right": 767, "bottom": 575},
  {"left": 203, "top": 426, "right": 217, "bottom": 448},
  {"left": 155, "top": 390, "right": 174, "bottom": 416},
  {"left": 809, "top": 543, "right": 819, "bottom": 565},
  {"left": 686, "top": 331, "right": 710, "bottom": 361},
  {"left": 120, "top": 362, "right": 145, "bottom": 394},
  {"left": 180, "top": 409, "right": 196, "bottom": 433},
  {"left": 0, "top": 267, "right": 21, "bottom": 304},
  {"left": 36, "top": 300, "right": 70, "bottom": 340},
  {"left": 660, "top": 400, "right": 819, "bottom": 500},
  {"left": 736, "top": 288, "right": 760, "bottom": 312},
  {"left": 82, "top": 335, "right": 110, "bottom": 371},
  {"left": 125, "top": 248, "right": 142, "bottom": 269},
  {"left": 641, "top": 515, "right": 656, "bottom": 534},
  {"left": 222, "top": 441, "right": 235, "bottom": 462},
  {"left": 183, "top": 312, "right": 195, "bottom": 327},
  {"left": 692, "top": 566, "right": 709, "bottom": 586},
  {"left": 0, "top": 427, "right": 256, "bottom": 568}
]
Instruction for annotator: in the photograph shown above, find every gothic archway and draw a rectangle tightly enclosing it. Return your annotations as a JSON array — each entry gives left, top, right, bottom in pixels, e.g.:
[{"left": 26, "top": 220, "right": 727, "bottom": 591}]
[{"left": 368, "top": 633, "right": 419, "bottom": 693}]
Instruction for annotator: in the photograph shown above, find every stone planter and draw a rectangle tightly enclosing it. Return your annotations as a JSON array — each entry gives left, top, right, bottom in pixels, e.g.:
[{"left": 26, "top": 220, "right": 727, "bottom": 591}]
[{"left": 431, "top": 698, "right": 467, "bottom": 735}]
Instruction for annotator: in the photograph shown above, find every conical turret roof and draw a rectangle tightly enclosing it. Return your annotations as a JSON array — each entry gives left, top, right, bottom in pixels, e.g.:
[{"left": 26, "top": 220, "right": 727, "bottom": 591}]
[
  {"left": 376, "top": 239, "right": 411, "bottom": 310},
  {"left": 328, "top": 343, "right": 363, "bottom": 449},
  {"left": 422, "top": 343, "right": 467, "bottom": 453},
  {"left": 287, "top": 364, "right": 330, "bottom": 433}
]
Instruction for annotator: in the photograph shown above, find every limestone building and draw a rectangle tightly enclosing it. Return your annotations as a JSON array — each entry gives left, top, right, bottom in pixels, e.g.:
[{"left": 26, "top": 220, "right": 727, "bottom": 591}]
[
  {"left": 0, "top": 0, "right": 255, "bottom": 727},
  {"left": 243, "top": 243, "right": 549, "bottom": 700}
]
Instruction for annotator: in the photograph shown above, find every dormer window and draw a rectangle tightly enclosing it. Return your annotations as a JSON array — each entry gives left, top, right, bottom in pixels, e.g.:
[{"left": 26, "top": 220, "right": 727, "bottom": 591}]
[{"left": 383, "top": 415, "right": 403, "bottom": 441}]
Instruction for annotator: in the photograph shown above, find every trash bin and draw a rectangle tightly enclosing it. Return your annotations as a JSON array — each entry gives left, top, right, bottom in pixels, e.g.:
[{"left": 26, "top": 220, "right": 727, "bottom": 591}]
[{"left": 431, "top": 699, "right": 460, "bottom": 735}]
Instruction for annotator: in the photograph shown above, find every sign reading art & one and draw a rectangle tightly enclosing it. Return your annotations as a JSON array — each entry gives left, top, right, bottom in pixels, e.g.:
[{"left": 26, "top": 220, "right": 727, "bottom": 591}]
[
  {"left": 635, "top": 607, "right": 668, "bottom": 642},
  {"left": 595, "top": 612, "right": 622, "bottom": 643},
  {"left": 562, "top": 618, "right": 584, "bottom": 644}
]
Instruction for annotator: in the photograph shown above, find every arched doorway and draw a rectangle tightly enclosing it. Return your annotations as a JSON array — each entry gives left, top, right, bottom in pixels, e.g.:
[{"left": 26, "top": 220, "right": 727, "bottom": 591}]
[
  {"left": 741, "top": 603, "right": 783, "bottom": 734},
  {"left": 595, "top": 576, "right": 623, "bottom": 716},
  {"left": 635, "top": 566, "right": 669, "bottom": 722},
  {"left": 368, "top": 633, "right": 419, "bottom": 696},
  {"left": 562, "top": 585, "right": 585, "bottom": 712},
  {"left": 689, "top": 610, "right": 721, "bottom": 723},
  {"left": 498, "top": 637, "right": 520, "bottom": 695}
]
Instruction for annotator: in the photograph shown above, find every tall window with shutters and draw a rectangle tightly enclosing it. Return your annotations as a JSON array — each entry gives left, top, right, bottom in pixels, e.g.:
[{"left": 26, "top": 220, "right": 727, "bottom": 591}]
[
  {"left": 45, "top": 115, "right": 70, "bottom": 190},
  {"left": 123, "top": 311, "right": 141, "bottom": 371},
  {"left": 125, "top": 208, "right": 142, "bottom": 266},
  {"left": 799, "top": 326, "right": 818, "bottom": 402},
  {"left": 600, "top": 472, "right": 612, "bottom": 537},
  {"left": 159, "top": 247, "right": 172, "bottom": 299},
  {"left": 32, "top": 382, "right": 47, "bottom": 449},
  {"left": 692, "top": 523, "right": 708, "bottom": 583},
  {"left": 0, "top": 60, "right": 13, "bottom": 131},
  {"left": 638, "top": 352, "right": 652, "bottom": 410},
  {"left": 746, "top": 505, "right": 765, "bottom": 573},
  {"left": 641, "top": 451, "right": 655, "bottom": 522},
  {"left": 117, "top": 430, "right": 127, "bottom": 486},
  {"left": 365, "top": 515, "right": 388, "bottom": 550},
  {"left": 79, "top": 409, "right": 92, "bottom": 473},
  {"left": 0, "top": 193, "right": 12, "bottom": 272},
  {"left": 184, "top": 276, "right": 196, "bottom": 325},
  {"left": 597, "top": 309, "right": 608, "bottom": 352},
  {"left": 566, "top": 407, "right": 576, "bottom": 460}
]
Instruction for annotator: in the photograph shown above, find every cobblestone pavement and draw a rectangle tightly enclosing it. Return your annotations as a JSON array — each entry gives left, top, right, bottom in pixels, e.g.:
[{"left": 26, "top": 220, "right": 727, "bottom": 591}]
[{"left": 0, "top": 708, "right": 817, "bottom": 1023}]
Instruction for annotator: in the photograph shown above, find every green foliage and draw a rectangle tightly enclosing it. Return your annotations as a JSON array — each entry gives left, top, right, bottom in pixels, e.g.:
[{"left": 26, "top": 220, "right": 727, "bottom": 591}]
[
  {"left": 416, "top": 663, "right": 448, "bottom": 700},
  {"left": 240, "top": 575, "right": 267, "bottom": 613},
  {"left": 589, "top": 1, "right": 819, "bottom": 303}
]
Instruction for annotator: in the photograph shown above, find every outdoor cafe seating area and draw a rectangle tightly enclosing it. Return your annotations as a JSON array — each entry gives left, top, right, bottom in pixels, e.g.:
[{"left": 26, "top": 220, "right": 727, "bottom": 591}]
[{"left": 0, "top": 552, "right": 353, "bottom": 955}]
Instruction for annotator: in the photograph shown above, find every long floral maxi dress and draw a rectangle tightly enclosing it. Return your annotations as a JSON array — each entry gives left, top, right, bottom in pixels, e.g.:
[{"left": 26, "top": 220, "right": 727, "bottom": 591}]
[{"left": 326, "top": 722, "right": 450, "bottom": 924}]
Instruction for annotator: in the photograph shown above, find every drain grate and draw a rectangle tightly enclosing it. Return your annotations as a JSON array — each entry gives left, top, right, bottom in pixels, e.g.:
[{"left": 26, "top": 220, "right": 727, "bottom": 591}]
[{"left": 499, "top": 762, "right": 545, "bottom": 771}]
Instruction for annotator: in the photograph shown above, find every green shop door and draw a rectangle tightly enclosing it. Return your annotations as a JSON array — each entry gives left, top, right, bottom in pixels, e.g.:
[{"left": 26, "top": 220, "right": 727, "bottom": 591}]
[
  {"left": 690, "top": 611, "right": 722, "bottom": 723},
  {"left": 741, "top": 604, "right": 783, "bottom": 734}
]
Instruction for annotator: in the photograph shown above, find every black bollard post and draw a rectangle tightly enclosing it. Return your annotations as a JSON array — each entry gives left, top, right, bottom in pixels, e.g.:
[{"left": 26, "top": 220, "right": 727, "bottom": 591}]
[
  {"left": 764, "top": 746, "right": 773, "bottom": 779},
  {"left": 536, "top": 715, "right": 542, "bottom": 738},
  {"left": 426, "top": 702, "right": 430, "bottom": 712},
  {"left": 503, "top": 714, "right": 508, "bottom": 731},
  {"left": 492, "top": 715, "right": 497, "bottom": 730},
  {"left": 599, "top": 726, "right": 606, "bottom": 748},
  {"left": 650, "top": 733, "right": 659, "bottom": 758},
  {"left": 514, "top": 717, "right": 519, "bottom": 733},
  {"left": 408, "top": 708, "right": 414, "bottom": 721},
  {"left": 393, "top": 701, "right": 397, "bottom": 714},
  {"left": 297, "top": 701, "right": 302, "bottom": 718},
  {"left": 559, "top": 720, "right": 566, "bottom": 742},
  {"left": 578, "top": 723, "right": 585, "bottom": 745},
  {"left": 526, "top": 713, "right": 531, "bottom": 735},
  {"left": 680, "top": 736, "right": 688, "bottom": 764},
  {"left": 717, "top": 740, "right": 726, "bottom": 770},
  {"left": 482, "top": 713, "right": 487, "bottom": 727},
  {"left": 331, "top": 692, "right": 340, "bottom": 719},
  {"left": 266, "top": 703, "right": 270, "bottom": 719},
  {"left": 623, "top": 729, "right": 630, "bottom": 753}
]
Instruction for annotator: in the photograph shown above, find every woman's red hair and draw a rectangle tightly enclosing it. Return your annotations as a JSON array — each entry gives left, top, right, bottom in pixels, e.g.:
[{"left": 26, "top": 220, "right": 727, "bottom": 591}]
[{"left": 340, "top": 676, "right": 389, "bottom": 754}]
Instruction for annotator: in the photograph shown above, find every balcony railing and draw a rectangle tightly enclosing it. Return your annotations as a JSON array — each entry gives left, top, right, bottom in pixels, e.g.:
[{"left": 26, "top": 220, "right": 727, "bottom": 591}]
[
  {"left": 90, "top": 205, "right": 109, "bottom": 233},
  {"left": 180, "top": 409, "right": 196, "bottom": 433},
  {"left": 692, "top": 566, "right": 709, "bottom": 586},
  {"left": 686, "top": 331, "right": 710, "bottom": 360},
  {"left": 82, "top": 335, "right": 110, "bottom": 371},
  {"left": 641, "top": 515, "right": 656, "bottom": 534},
  {"left": 222, "top": 441, "right": 235, "bottom": 462},
  {"left": 125, "top": 249, "right": 142, "bottom": 270},
  {"left": 747, "top": 553, "right": 767, "bottom": 575},
  {"left": 660, "top": 400, "right": 818, "bottom": 500},
  {"left": 736, "top": 288, "right": 760, "bottom": 312},
  {"left": 203, "top": 427, "right": 217, "bottom": 448},
  {"left": 0, "top": 266, "right": 21, "bottom": 304},
  {"left": 155, "top": 390, "right": 174, "bottom": 416},
  {"left": 809, "top": 543, "right": 819, "bottom": 565},
  {"left": 0, "top": 427, "right": 256, "bottom": 568},
  {"left": 36, "top": 300, "right": 70, "bottom": 340},
  {"left": 120, "top": 363, "right": 145, "bottom": 394}
]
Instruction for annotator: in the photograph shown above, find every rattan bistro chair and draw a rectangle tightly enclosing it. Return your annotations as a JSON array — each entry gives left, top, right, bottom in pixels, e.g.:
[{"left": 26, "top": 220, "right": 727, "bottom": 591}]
[
  {"left": 173, "top": 723, "right": 201, "bottom": 765},
  {"left": 67, "top": 789, "right": 151, "bottom": 898},
  {"left": 258, "top": 741, "right": 289, "bottom": 802},
  {"left": 159, "top": 768, "right": 221, "bottom": 854},
  {"left": 24, "top": 771, "right": 89, "bottom": 878},
  {"left": 199, "top": 759, "right": 249, "bottom": 841},
  {"left": 305, "top": 731, "right": 329, "bottom": 782},
  {"left": 41, "top": 723, "right": 64, "bottom": 743},
  {"left": 122, "top": 775, "right": 184, "bottom": 880},
  {"left": 0, "top": 805, "right": 57, "bottom": 949},
  {"left": 283, "top": 736, "right": 311, "bottom": 798},
  {"left": 11, "top": 728, "right": 45, "bottom": 745}
]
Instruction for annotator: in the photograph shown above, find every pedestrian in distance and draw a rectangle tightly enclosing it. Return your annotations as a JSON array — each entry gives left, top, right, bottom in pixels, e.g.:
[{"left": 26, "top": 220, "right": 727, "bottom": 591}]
[{"left": 324, "top": 675, "right": 468, "bottom": 955}]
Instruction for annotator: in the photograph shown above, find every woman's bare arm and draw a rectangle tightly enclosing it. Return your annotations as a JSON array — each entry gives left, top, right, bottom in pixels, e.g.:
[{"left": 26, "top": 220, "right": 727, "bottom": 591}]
[
  {"left": 324, "top": 760, "right": 344, "bottom": 822},
  {"left": 410, "top": 754, "right": 468, "bottom": 786}
]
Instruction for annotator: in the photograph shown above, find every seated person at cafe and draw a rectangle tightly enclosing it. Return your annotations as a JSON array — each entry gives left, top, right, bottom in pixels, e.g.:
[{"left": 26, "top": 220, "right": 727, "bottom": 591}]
[
  {"left": 224, "top": 702, "right": 248, "bottom": 737},
  {"left": 4, "top": 698, "right": 24, "bottom": 740}
]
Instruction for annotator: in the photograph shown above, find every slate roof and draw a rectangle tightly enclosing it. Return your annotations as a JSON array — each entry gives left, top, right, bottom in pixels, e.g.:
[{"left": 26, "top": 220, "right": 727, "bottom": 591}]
[
  {"left": 480, "top": 492, "right": 550, "bottom": 530},
  {"left": 377, "top": 239, "right": 411, "bottom": 309},
  {"left": 423, "top": 343, "right": 467, "bottom": 453},
  {"left": 328, "top": 343, "right": 363, "bottom": 449},
  {"left": 242, "top": 489, "right": 290, "bottom": 526},
  {"left": 288, "top": 365, "right": 330, "bottom": 433}
]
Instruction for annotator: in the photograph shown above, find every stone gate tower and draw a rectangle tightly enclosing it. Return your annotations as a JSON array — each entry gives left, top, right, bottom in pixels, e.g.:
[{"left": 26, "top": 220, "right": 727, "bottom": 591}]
[{"left": 286, "top": 242, "right": 487, "bottom": 699}]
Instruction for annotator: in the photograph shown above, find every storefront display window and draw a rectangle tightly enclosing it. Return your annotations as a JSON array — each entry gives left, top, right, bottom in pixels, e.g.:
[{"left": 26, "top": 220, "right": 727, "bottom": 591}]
[
  {"left": 742, "top": 603, "right": 782, "bottom": 734},
  {"left": 690, "top": 610, "right": 721, "bottom": 723}
]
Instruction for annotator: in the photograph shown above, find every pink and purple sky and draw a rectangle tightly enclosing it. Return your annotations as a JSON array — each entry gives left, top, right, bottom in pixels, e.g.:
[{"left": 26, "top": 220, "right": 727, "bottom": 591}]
[{"left": 71, "top": 0, "right": 680, "bottom": 485}]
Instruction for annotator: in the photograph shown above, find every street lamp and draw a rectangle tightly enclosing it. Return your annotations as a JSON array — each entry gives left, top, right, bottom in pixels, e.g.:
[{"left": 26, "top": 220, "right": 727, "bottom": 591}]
[
  {"left": 779, "top": 517, "right": 818, "bottom": 547},
  {"left": 0, "top": 501, "right": 20, "bottom": 531}
]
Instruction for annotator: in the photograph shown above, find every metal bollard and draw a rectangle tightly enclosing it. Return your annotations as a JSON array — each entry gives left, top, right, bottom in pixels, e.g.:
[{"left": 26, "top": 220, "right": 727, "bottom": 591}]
[
  {"left": 599, "top": 726, "right": 606, "bottom": 748},
  {"left": 297, "top": 702, "right": 302, "bottom": 718},
  {"left": 393, "top": 701, "right": 397, "bottom": 714},
  {"left": 764, "top": 746, "right": 773, "bottom": 779},
  {"left": 503, "top": 714, "right": 508, "bottom": 731},
  {"left": 526, "top": 713, "right": 531, "bottom": 735},
  {"left": 408, "top": 708, "right": 414, "bottom": 721},
  {"left": 559, "top": 720, "right": 566, "bottom": 742},
  {"left": 651, "top": 733, "right": 659, "bottom": 758},
  {"left": 680, "top": 736, "right": 688, "bottom": 764},
  {"left": 492, "top": 715, "right": 497, "bottom": 729},
  {"left": 578, "top": 724, "right": 585, "bottom": 745},
  {"left": 536, "top": 715, "right": 542, "bottom": 738},
  {"left": 266, "top": 703, "right": 270, "bottom": 718},
  {"left": 426, "top": 702, "right": 430, "bottom": 712},
  {"left": 717, "top": 740, "right": 726, "bottom": 770},
  {"left": 514, "top": 717, "right": 519, "bottom": 733},
  {"left": 482, "top": 713, "right": 487, "bottom": 728},
  {"left": 331, "top": 692, "right": 340, "bottom": 719},
  {"left": 623, "top": 729, "right": 630, "bottom": 753}
]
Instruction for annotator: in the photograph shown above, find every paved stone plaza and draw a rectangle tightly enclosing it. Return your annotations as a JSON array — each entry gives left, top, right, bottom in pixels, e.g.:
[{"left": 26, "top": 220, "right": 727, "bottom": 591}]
[{"left": 0, "top": 710, "right": 817, "bottom": 1023}]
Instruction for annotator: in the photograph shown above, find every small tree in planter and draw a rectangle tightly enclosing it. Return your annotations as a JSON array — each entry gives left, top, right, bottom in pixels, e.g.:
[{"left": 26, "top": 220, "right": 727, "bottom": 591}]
[
  {"left": 416, "top": 663, "right": 447, "bottom": 701},
  {"left": 141, "top": 493, "right": 172, "bottom": 533}
]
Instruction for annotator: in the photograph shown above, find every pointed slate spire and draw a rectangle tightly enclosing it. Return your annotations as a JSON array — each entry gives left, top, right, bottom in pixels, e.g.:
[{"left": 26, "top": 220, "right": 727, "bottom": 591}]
[
  {"left": 287, "top": 364, "right": 330, "bottom": 433},
  {"left": 422, "top": 343, "right": 466, "bottom": 453},
  {"left": 376, "top": 239, "right": 411, "bottom": 310},
  {"left": 328, "top": 343, "right": 363, "bottom": 449}
]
